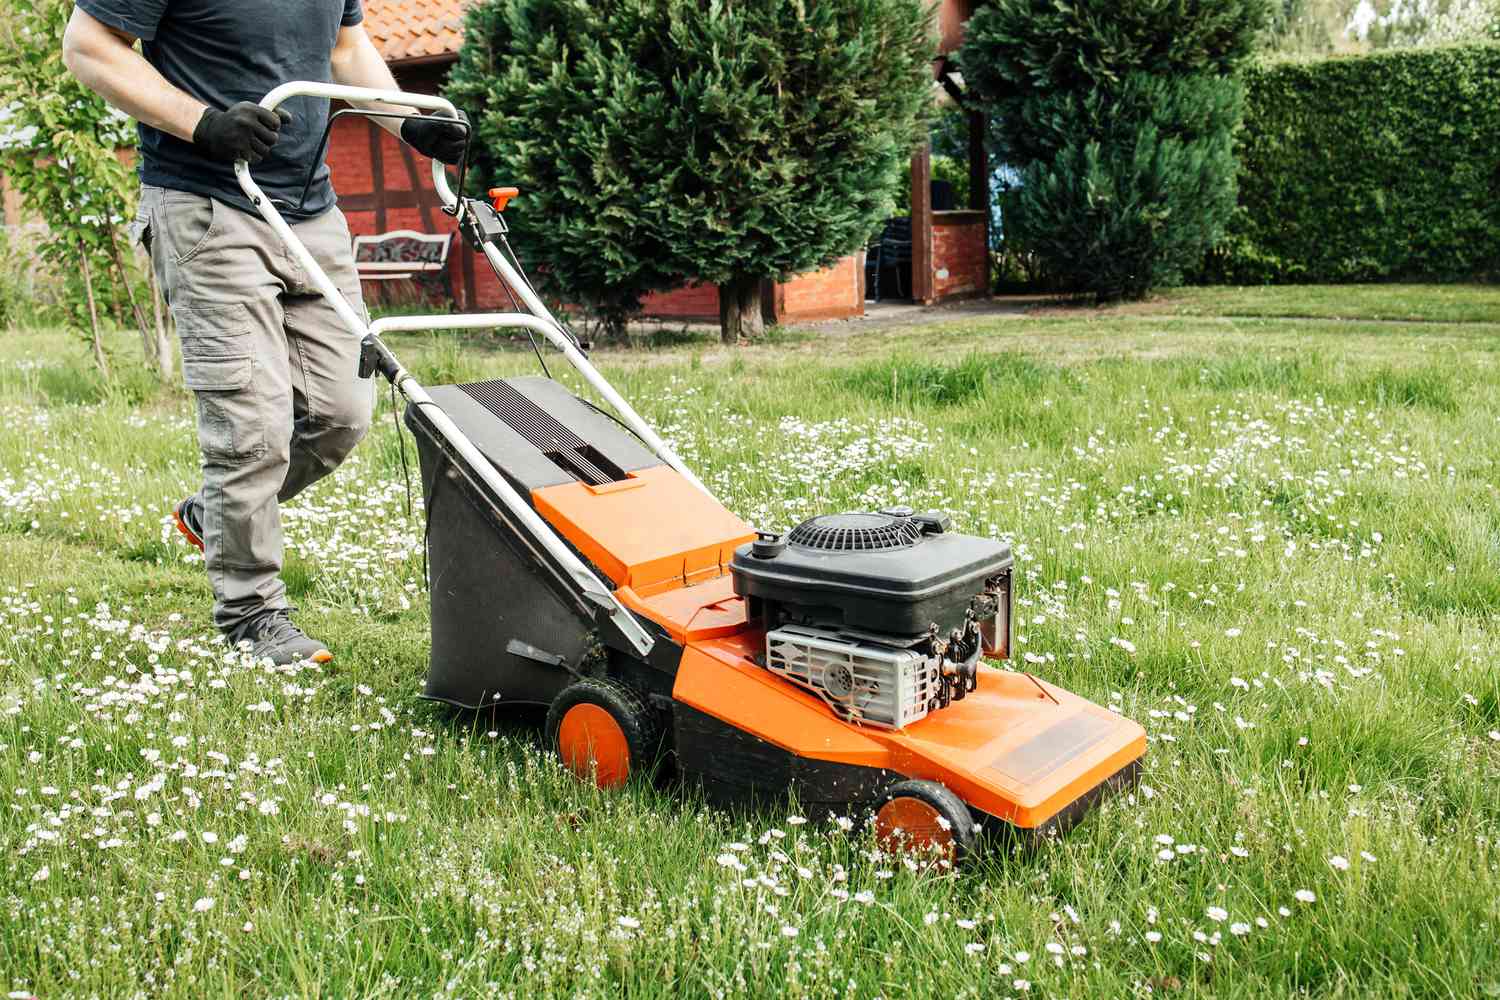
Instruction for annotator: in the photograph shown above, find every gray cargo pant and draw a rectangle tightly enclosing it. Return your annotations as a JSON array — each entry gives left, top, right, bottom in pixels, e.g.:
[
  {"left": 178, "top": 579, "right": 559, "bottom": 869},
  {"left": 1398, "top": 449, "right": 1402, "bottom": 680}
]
[{"left": 134, "top": 185, "right": 373, "bottom": 633}]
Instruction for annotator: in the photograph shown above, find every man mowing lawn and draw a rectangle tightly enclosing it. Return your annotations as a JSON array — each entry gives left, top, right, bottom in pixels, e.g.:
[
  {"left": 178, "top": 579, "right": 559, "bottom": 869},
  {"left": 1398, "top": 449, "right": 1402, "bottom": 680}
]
[{"left": 61, "top": 1, "right": 467, "bottom": 664}]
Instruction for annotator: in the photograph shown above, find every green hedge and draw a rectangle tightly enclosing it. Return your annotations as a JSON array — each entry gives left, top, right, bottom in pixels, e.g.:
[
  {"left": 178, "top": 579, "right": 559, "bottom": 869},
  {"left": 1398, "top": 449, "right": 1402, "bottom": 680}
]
[{"left": 1205, "top": 44, "right": 1500, "bottom": 284}]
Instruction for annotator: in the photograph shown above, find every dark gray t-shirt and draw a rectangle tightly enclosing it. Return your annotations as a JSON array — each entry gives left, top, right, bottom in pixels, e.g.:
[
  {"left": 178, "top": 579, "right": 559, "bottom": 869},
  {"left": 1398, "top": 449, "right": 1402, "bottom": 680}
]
[{"left": 77, "top": 0, "right": 364, "bottom": 220}]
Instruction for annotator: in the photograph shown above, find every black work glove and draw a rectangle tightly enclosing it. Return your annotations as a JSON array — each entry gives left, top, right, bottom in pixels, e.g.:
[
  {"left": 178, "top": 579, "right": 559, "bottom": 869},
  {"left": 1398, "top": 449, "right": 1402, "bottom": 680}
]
[
  {"left": 193, "top": 102, "right": 292, "bottom": 165},
  {"left": 401, "top": 111, "right": 468, "bottom": 166}
]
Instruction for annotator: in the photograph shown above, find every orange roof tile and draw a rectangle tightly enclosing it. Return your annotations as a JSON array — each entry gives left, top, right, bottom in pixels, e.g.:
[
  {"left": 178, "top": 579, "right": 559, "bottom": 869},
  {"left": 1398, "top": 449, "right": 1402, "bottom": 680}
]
[{"left": 363, "top": 0, "right": 469, "bottom": 64}]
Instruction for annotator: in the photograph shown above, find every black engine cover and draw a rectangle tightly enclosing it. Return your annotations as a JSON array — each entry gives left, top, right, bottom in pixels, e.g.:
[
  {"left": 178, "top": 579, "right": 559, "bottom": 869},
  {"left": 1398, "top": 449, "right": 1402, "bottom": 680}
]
[{"left": 730, "top": 511, "right": 1012, "bottom": 639}]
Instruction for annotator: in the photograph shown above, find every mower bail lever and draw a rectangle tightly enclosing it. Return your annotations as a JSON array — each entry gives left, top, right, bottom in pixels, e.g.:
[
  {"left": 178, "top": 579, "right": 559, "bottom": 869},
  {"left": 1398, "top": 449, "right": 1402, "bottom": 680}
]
[{"left": 357, "top": 335, "right": 401, "bottom": 383}]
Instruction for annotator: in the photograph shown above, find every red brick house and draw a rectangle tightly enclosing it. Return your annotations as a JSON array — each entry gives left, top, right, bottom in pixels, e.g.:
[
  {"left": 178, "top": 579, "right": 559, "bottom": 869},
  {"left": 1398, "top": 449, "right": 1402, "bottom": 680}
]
[{"left": 337, "top": 0, "right": 988, "bottom": 319}]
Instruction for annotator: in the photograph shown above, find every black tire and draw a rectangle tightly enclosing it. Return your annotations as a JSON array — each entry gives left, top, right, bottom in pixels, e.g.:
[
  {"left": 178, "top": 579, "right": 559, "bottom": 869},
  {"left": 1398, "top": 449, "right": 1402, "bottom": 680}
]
[
  {"left": 545, "top": 677, "right": 662, "bottom": 789},
  {"left": 872, "top": 778, "right": 979, "bottom": 865}
]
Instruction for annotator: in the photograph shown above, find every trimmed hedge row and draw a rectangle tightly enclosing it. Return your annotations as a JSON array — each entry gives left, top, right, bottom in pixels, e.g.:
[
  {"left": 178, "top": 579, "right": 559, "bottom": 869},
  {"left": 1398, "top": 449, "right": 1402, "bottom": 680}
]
[{"left": 1205, "top": 44, "right": 1500, "bottom": 284}]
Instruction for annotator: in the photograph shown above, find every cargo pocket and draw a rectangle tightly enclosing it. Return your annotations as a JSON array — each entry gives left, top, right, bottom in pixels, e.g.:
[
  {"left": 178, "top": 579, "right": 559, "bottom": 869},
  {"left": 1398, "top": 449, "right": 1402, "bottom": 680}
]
[
  {"left": 182, "top": 353, "right": 251, "bottom": 391},
  {"left": 178, "top": 304, "right": 262, "bottom": 462},
  {"left": 127, "top": 203, "right": 152, "bottom": 255}
]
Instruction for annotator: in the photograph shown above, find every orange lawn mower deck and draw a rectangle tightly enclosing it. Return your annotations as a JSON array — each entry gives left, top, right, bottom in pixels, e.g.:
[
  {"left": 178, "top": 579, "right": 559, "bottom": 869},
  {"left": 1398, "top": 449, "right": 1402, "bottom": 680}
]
[{"left": 403, "top": 377, "right": 1145, "bottom": 861}]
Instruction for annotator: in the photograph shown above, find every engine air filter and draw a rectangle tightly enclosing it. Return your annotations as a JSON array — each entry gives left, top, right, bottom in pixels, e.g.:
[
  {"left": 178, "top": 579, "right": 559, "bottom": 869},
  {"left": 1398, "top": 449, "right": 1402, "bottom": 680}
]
[{"left": 787, "top": 512, "right": 922, "bottom": 553}]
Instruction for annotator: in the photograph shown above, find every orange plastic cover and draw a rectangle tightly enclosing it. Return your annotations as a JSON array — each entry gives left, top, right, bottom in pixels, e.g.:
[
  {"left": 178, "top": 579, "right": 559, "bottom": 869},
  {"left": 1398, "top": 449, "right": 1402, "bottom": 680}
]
[
  {"left": 615, "top": 576, "right": 748, "bottom": 645},
  {"left": 673, "top": 635, "right": 1147, "bottom": 829},
  {"left": 531, "top": 466, "right": 756, "bottom": 598}
]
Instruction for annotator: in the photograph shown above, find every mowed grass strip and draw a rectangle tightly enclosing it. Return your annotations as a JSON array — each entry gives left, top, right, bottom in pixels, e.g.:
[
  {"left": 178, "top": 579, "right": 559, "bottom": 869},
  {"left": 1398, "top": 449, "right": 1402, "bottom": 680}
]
[
  {"left": 1, "top": 287, "right": 1498, "bottom": 998},
  {"left": 1130, "top": 283, "right": 1500, "bottom": 324}
]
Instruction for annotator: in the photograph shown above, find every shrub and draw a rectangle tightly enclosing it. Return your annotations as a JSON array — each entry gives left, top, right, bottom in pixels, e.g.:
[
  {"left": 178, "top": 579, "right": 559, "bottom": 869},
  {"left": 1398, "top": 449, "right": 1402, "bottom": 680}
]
[
  {"left": 0, "top": 0, "right": 157, "bottom": 373},
  {"left": 447, "top": 0, "right": 936, "bottom": 342},
  {"left": 960, "top": 0, "right": 1268, "bottom": 301},
  {"left": 0, "top": 227, "right": 66, "bottom": 330},
  {"left": 1204, "top": 44, "right": 1500, "bottom": 284}
]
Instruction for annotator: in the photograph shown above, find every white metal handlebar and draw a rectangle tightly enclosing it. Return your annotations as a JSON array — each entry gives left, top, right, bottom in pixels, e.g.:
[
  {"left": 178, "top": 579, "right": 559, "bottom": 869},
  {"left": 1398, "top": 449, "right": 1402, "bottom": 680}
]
[{"left": 252, "top": 81, "right": 462, "bottom": 210}]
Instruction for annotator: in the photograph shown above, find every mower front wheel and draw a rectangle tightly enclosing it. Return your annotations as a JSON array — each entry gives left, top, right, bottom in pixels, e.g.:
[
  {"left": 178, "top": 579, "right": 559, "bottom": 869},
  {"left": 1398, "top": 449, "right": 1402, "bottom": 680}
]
[
  {"left": 873, "top": 779, "right": 978, "bottom": 865},
  {"left": 546, "top": 678, "right": 660, "bottom": 790}
]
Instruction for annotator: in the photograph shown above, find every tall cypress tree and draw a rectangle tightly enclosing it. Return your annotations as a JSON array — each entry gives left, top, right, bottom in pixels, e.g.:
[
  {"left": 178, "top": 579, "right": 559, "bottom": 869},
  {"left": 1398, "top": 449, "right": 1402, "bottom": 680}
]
[
  {"left": 447, "top": 0, "right": 936, "bottom": 341},
  {"left": 959, "top": 0, "right": 1269, "bottom": 301}
]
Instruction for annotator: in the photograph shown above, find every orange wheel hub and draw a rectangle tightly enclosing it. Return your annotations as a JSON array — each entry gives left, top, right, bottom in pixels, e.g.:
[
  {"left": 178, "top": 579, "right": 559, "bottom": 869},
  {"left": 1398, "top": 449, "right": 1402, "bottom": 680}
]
[
  {"left": 557, "top": 703, "right": 631, "bottom": 789},
  {"left": 875, "top": 796, "right": 955, "bottom": 859}
]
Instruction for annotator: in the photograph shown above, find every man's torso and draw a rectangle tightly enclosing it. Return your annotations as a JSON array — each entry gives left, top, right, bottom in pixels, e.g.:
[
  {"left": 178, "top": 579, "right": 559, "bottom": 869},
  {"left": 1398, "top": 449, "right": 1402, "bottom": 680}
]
[{"left": 78, "top": 0, "right": 363, "bottom": 220}]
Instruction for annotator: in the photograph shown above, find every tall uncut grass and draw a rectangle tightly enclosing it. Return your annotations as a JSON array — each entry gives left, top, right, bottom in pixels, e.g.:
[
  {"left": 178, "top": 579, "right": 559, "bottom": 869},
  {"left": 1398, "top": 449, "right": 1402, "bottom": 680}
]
[{"left": 2, "top": 294, "right": 1498, "bottom": 998}]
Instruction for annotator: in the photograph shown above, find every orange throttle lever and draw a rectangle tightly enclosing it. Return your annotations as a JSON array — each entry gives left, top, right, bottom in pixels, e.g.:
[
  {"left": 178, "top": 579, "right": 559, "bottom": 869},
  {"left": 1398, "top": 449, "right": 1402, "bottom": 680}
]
[{"left": 488, "top": 187, "right": 519, "bottom": 212}]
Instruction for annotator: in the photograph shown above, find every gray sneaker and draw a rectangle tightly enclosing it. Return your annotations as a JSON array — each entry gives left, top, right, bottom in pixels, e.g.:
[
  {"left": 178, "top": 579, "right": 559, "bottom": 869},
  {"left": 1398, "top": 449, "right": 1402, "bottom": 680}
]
[{"left": 230, "top": 609, "right": 332, "bottom": 665}]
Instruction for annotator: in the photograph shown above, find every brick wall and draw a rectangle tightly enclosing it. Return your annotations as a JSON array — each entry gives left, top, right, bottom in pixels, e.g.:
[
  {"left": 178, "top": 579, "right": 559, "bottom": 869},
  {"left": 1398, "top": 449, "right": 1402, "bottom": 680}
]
[
  {"left": 1, "top": 174, "right": 23, "bottom": 228},
  {"left": 780, "top": 254, "right": 864, "bottom": 322},
  {"left": 328, "top": 111, "right": 535, "bottom": 311},
  {"left": 642, "top": 283, "right": 720, "bottom": 319},
  {"left": 931, "top": 211, "right": 988, "bottom": 300},
  {"left": 641, "top": 255, "right": 865, "bottom": 323}
]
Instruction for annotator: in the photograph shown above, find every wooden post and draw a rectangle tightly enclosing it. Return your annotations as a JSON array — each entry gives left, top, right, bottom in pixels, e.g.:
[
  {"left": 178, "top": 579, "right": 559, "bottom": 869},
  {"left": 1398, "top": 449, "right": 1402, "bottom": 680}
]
[
  {"left": 461, "top": 243, "right": 477, "bottom": 312},
  {"left": 398, "top": 142, "right": 436, "bottom": 233},
  {"left": 367, "top": 120, "right": 388, "bottom": 233},
  {"left": 911, "top": 143, "right": 934, "bottom": 304},
  {"left": 968, "top": 110, "right": 990, "bottom": 296},
  {"left": 968, "top": 112, "right": 988, "bottom": 213}
]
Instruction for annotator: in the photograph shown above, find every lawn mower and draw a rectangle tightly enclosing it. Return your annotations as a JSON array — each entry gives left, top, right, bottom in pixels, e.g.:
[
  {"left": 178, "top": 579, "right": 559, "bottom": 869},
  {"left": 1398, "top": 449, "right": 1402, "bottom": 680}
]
[{"left": 238, "top": 83, "right": 1146, "bottom": 862}]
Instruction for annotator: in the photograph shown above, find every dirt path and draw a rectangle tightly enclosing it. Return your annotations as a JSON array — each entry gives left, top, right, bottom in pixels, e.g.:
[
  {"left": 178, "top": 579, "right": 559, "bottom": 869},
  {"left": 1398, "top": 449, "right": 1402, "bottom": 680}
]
[
  {"left": 787, "top": 295, "right": 1040, "bottom": 334},
  {"left": 623, "top": 296, "right": 1037, "bottom": 343}
]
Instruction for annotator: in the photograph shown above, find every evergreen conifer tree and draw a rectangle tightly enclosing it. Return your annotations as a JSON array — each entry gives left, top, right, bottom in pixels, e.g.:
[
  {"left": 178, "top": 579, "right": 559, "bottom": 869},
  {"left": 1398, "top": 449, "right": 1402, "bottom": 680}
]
[
  {"left": 959, "top": 0, "right": 1269, "bottom": 300},
  {"left": 447, "top": 0, "right": 935, "bottom": 341}
]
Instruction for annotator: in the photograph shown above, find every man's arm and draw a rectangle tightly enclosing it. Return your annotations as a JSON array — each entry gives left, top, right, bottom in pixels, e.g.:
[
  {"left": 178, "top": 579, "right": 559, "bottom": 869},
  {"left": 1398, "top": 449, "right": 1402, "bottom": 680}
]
[
  {"left": 332, "top": 23, "right": 468, "bottom": 165},
  {"left": 330, "top": 23, "right": 408, "bottom": 139},
  {"left": 63, "top": 6, "right": 286, "bottom": 164},
  {"left": 61, "top": 6, "right": 205, "bottom": 142}
]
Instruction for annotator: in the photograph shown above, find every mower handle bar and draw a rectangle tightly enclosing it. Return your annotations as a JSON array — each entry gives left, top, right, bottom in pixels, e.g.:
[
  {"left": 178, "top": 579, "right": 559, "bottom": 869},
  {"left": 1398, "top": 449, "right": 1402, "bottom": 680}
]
[{"left": 245, "top": 81, "right": 462, "bottom": 210}]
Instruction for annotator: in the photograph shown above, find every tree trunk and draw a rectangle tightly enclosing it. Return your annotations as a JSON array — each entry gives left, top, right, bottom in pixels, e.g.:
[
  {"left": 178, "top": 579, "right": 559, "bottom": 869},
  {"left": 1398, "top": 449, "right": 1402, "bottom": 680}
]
[
  {"left": 105, "top": 226, "right": 157, "bottom": 372},
  {"left": 717, "top": 274, "right": 764, "bottom": 344},
  {"left": 600, "top": 312, "right": 628, "bottom": 344},
  {"left": 78, "top": 241, "right": 109, "bottom": 379},
  {"left": 148, "top": 264, "right": 174, "bottom": 379}
]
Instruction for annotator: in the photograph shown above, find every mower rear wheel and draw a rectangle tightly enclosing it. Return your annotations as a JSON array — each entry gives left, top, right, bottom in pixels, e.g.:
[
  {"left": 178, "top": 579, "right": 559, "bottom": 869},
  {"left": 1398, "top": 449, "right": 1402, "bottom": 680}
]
[
  {"left": 546, "top": 678, "right": 660, "bottom": 790},
  {"left": 873, "top": 779, "right": 977, "bottom": 864}
]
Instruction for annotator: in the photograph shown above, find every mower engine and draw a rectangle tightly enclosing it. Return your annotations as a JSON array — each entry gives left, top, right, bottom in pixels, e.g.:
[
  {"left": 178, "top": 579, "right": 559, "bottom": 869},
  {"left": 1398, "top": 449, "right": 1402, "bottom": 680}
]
[{"left": 730, "top": 509, "right": 1012, "bottom": 729}]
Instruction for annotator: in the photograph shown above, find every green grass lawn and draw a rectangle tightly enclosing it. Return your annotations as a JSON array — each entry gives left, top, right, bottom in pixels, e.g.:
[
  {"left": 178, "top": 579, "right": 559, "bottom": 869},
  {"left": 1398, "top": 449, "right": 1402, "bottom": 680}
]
[
  {"left": 1139, "top": 283, "right": 1500, "bottom": 324},
  {"left": 2, "top": 287, "right": 1498, "bottom": 998}
]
